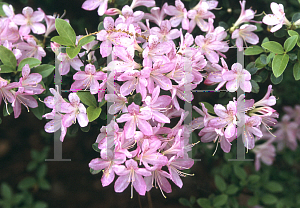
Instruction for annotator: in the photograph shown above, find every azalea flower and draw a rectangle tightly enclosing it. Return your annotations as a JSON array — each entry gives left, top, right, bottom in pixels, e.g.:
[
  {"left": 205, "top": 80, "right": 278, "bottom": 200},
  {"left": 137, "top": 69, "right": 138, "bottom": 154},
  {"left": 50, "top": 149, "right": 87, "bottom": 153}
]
[
  {"left": 15, "top": 37, "right": 46, "bottom": 61},
  {"left": 143, "top": 3, "right": 168, "bottom": 26},
  {"left": 57, "top": 53, "right": 84, "bottom": 76},
  {"left": 262, "top": 2, "right": 291, "bottom": 33},
  {"left": 130, "top": 0, "right": 155, "bottom": 9},
  {"left": 232, "top": 0, "right": 255, "bottom": 29},
  {"left": 12, "top": 6, "right": 45, "bottom": 35},
  {"left": 253, "top": 138, "right": 276, "bottom": 171},
  {"left": 222, "top": 63, "right": 252, "bottom": 92},
  {"left": 232, "top": 24, "right": 259, "bottom": 51},
  {"left": 82, "top": 0, "right": 108, "bottom": 16},
  {"left": 164, "top": 0, "right": 189, "bottom": 30}
]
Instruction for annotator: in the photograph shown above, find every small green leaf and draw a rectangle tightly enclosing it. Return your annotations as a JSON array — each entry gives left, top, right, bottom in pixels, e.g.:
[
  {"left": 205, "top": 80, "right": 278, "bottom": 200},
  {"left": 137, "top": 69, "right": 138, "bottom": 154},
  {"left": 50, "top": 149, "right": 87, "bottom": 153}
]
[
  {"left": 284, "top": 36, "right": 298, "bottom": 52},
  {"left": 0, "top": 65, "right": 15, "bottom": 73},
  {"left": 292, "top": 12, "right": 300, "bottom": 22},
  {"left": 270, "top": 73, "right": 283, "bottom": 84},
  {"left": 252, "top": 75, "right": 262, "bottom": 82},
  {"left": 18, "top": 58, "right": 41, "bottom": 71},
  {"left": 288, "top": 30, "right": 298, "bottom": 37},
  {"left": 51, "top": 36, "right": 74, "bottom": 46},
  {"left": 133, "top": 93, "right": 142, "bottom": 105},
  {"left": 78, "top": 36, "right": 95, "bottom": 46},
  {"left": 225, "top": 184, "right": 239, "bottom": 195},
  {"left": 261, "top": 194, "right": 277, "bottom": 205},
  {"left": 179, "top": 198, "right": 190, "bottom": 206},
  {"left": 246, "top": 62, "right": 258, "bottom": 74},
  {"left": 1, "top": 183, "right": 12, "bottom": 200},
  {"left": 293, "top": 62, "right": 300, "bottom": 80},
  {"left": 55, "top": 19, "right": 76, "bottom": 46},
  {"left": 0, "top": 45, "right": 17, "bottom": 68},
  {"left": 266, "top": 52, "right": 275, "bottom": 64},
  {"left": 288, "top": 53, "right": 297, "bottom": 60},
  {"left": 66, "top": 46, "right": 81, "bottom": 59},
  {"left": 272, "top": 54, "right": 289, "bottom": 77},
  {"left": 76, "top": 91, "right": 97, "bottom": 107},
  {"left": 200, "top": 102, "right": 215, "bottom": 114},
  {"left": 248, "top": 174, "right": 260, "bottom": 183},
  {"left": 92, "top": 143, "right": 100, "bottom": 152},
  {"left": 90, "top": 168, "right": 101, "bottom": 175},
  {"left": 80, "top": 123, "right": 91, "bottom": 132},
  {"left": 244, "top": 45, "right": 264, "bottom": 55},
  {"left": 250, "top": 80, "right": 259, "bottom": 93},
  {"left": 214, "top": 175, "right": 227, "bottom": 192},
  {"left": 247, "top": 196, "right": 259, "bottom": 206},
  {"left": 259, "top": 70, "right": 269, "bottom": 82},
  {"left": 31, "top": 101, "right": 45, "bottom": 120},
  {"left": 233, "top": 165, "right": 247, "bottom": 180},
  {"left": 255, "top": 57, "right": 266, "bottom": 69},
  {"left": 260, "top": 54, "right": 268, "bottom": 65},
  {"left": 197, "top": 198, "right": 211, "bottom": 208},
  {"left": 262, "top": 37, "right": 269, "bottom": 44},
  {"left": 12, "top": 194, "right": 24, "bottom": 205},
  {"left": 262, "top": 41, "right": 284, "bottom": 54},
  {"left": 264, "top": 181, "right": 283, "bottom": 193},
  {"left": 98, "top": 22, "right": 104, "bottom": 31},
  {"left": 87, "top": 106, "right": 102, "bottom": 122},
  {"left": 36, "top": 164, "right": 47, "bottom": 179},
  {"left": 34, "top": 201, "right": 48, "bottom": 208},
  {"left": 38, "top": 179, "right": 51, "bottom": 190},
  {"left": 18, "top": 177, "right": 36, "bottom": 190},
  {"left": 27, "top": 161, "right": 38, "bottom": 172},
  {"left": 31, "top": 64, "right": 54, "bottom": 78},
  {"left": 213, "top": 194, "right": 228, "bottom": 207}
]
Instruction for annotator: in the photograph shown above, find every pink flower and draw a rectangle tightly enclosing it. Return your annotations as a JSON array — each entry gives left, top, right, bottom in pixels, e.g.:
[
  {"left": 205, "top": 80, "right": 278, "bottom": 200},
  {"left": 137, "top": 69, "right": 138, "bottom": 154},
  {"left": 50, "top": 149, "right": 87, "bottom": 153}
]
[
  {"left": 254, "top": 85, "right": 276, "bottom": 107},
  {"left": 57, "top": 53, "right": 83, "bottom": 75},
  {"left": 116, "top": 102, "right": 153, "bottom": 139},
  {"left": 60, "top": 93, "right": 89, "bottom": 128},
  {"left": 11, "top": 88, "right": 38, "bottom": 118},
  {"left": 43, "top": 111, "right": 67, "bottom": 142},
  {"left": 15, "top": 37, "right": 46, "bottom": 61},
  {"left": 232, "top": 0, "right": 255, "bottom": 28},
  {"left": 19, "top": 64, "right": 44, "bottom": 95},
  {"left": 130, "top": 0, "right": 155, "bottom": 9},
  {"left": 222, "top": 63, "right": 252, "bottom": 92},
  {"left": 164, "top": 0, "right": 189, "bottom": 30},
  {"left": 204, "top": 58, "right": 229, "bottom": 90},
  {"left": 12, "top": 7, "right": 45, "bottom": 36},
  {"left": 253, "top": 139, "right": 276, "bottom": 171},
  {"left": 150, "top": 20, "right": 181, "bottom": 42},
  {"left": 113, "top": 159, "right": 151, "bottom": 197},
  {"left": 82, "top": 0, "right": 109, "bottom": 16},
  {"left": 0, "top": 77, "right": 15, "bottom": 106},
  {"left": 232, "top": 24, "right": 259, "bottom": 51},
  {"left": 105, "top": 93, "right": 128, "bottom": 114},
  {"left": 70, "top": 64, "right": 106, "bottom": 94},
  {"left": 0, "top": 19, "right": 20, "bottom": 43},
  {"left": 143, "top": 3, "right": 168, "bottom": 26},
  {"left": 262, "top": 2, "right": 291, "bottom": 33}
]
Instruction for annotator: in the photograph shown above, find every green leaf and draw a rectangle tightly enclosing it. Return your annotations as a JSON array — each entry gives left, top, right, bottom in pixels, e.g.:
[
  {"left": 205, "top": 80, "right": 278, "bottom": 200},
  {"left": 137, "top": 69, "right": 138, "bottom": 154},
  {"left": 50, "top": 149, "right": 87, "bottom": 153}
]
[
  {"left": 18, "top": 177, "right": 36, "bottom": 190},
  {"left": 36, "top": 164, "right": 47, "bottom": 179},
  {"left": 31, "top": 64, "right": 54, "bottom": 78},
  {"left": 34, "top": 201, "right": 48, "bottom": 208},
  {"left": 179, "top": 198, "right": 190, "bottom": 206},
  {"left": 38, "top": 179, "right": 51, "bottom": 190},
  {"left": 225, "top": 184, "right": 239, "bottom": 195},
  {"left": 252, "top": 75, "right": 262, "bottom": 82},
  {"left": 261, "top": 194, "right": 277, "bottom": 205},
  {"left": 266, "top": 52, "right": 275, "bottom": 64},
  {"left": 270, "top": 73, "right": 283, "bottom": 84},
  {"left": 76, "top": 91, "right": 97, "bottom": 107},
  {"left": 78, "top": 36, "right": 95, "bottom": 46},
  {"left": 200, "top": 102, "right": 215, "bottom": 114},
  {"left": 55, "top": 19, "right": 76, "bottom": 46},
  {"left": 92, "top": 143, "right": 100, "bottom": 152},
  {"left": 31, "top": 101, "right": 45, "bottom": 120},
  {"left": 12, "top": 194, "right": 24, "bottom": 205},
  {"left": 1, "top": 183, "right": 12, "bottom": 200},
  {"left": 51, "top": 36, "right": 74, "bottom": 46},
  {"left": 66, "top": 46, "right": 81, "bottom": 59},
  {"left": 246, "top": 62, "right": 258, "bottom": 75},
  {"left": 87, "top": 106, "right": 102, "bottom": 122},
  {"left": 80, "top": 123, "right": 91, "bottom": 132},
  {"left": 247, "top": 196, "right": 259, "bottom": 206},
  {"left": 18, "top": 58, "right": 41, "bottom": 71},
  {"left": 90, "top": 168, "right": 101, "bottom": 175},
  {"left": 0, "top": 65, "right": 15, "bottom": 73},
  {"left": 213, "top": 194, "right": 228, "bottom": 207},
  {"left": 264, "top": 181, "right": 283, "bottom": 193},
  {"left": 260, "top": 54, "right": 268, "bottom": 65},
  {"left": 248, "top": 175, "right": 260, "bottom": 183},
  {"left": 197, "top": 198, "right": 211, "bottom": 208},
  {"left": 292, "top": 12, "right": 300, "bottom": 22},
  {"left": 262, "top": 37, "right": 269, "bottom": 44},
  {"left": 272, "top": 54, "right": 289, "bottom": 77},
  {"left": 284, "top": 36, "right": 298, "bottom": 52},
  {"left": 0, "top": 117, "right": 2, "bottom": 124},
  {"left": 98, "top": 22, "right": 104, "bottom": 31},
  {"left": 259, "top": 70, "right": 269, "bottom": 82},
  {"left": 288, "top": 53, "right": 297, "bottom": 60},
  {"left": 0, "top": 45, "right": 17, "bottom": 68},
  {"left": 250, "top": 80, "right": 259, "bottom": 93},
  {"left": 288, "top": 30, "right": 299, "bottom": 37},
  {"left": 214, "top": 175, "right": 227, "bottom": 192},
  {"left": 293, "top": 62, "right": 300, "bottom": 80},
  {"left": 261, "top": 41, "right": 284, "bottom": 54},
  {"left": 233, "top": 165, "right": 247, "bottom": 180},
  {"left": 27, "top": 161, "right": 38, "bottom": 172},
  {"left": 244, "top": 45, "right": 264, "bottom": 55},
  {"left": 255, "top": 57, "right": 266, "bottom": 69},
  {"left": 133, "top": 93, "right": 142, "bottom": 105}
]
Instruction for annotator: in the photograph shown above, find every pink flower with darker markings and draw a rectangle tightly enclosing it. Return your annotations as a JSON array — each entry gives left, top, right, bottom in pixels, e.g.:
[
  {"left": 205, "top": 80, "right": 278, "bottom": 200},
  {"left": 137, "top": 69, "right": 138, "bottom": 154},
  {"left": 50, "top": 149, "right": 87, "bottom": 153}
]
[
  {"left": 57, "top": 53, "right": 83, "bottom": 76},
  {"left": 60, "top": 93, "right": 89, "bottom": 128},
  {"left": 130, "top": 0, "right": 155, "bottom": 9},
  {"left": 19, "top": 64, "right": 44, "bottom": 95},
  {"left": 116, "top": 102, "right": 153, "bottom": 139},
  {"left": 143, "top": 3, "right": 168, "bottom": 26},
  {"left": 12, "top": 7, "right": 45, "bottom": 36},
  {"left": 0, "top": 19, "right": 20, "bottom": 43},
  {"left": 262, "top": 2, "right": 291, "bottom": 33},
  {"left": 222, "top": 63, "right": 252, "bottom": 92},
  {"left": 43, "top": 111, "right": 67, "bottom": 142},
  {"left": 164, "top": 0, "right": 189, "bottom": 30},
  {"left": 232, "top": 0, "right": 255, "bottom": 28},
  {"left": 150, "top": 20, "right": 181, "bottom": 42},
  {"left": 71, "top": 64, "right": 106, "bottom": 94},
  {"left": 0, "top": 77, "right": 15, "bottom": 106},
  {"left": 82, "top": 0, "right": 108, "bottom": 16},
  {"left": 15, "top": 37, "right": 46, "bottom": 61},
  {"left": 232, "top": 24, "right": 259, "bottom": 51},
  {"left": 113, "top": 159, "right": 151, "bottom": 197},
  {"left": 204, "top": 58, "right": 229, "bottom": 90},
  {"left": 253, "top": 138, "right": 276, "bottom": 171}
]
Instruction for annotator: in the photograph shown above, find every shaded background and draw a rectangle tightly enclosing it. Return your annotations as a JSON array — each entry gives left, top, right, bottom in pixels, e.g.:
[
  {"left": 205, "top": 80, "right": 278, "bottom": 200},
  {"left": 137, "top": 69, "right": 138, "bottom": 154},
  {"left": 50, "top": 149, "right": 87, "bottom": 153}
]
[{"left": 1, "top": 0, "right": 300, "bottom": 207}]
